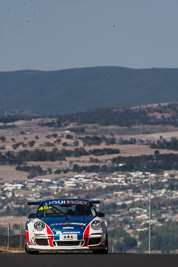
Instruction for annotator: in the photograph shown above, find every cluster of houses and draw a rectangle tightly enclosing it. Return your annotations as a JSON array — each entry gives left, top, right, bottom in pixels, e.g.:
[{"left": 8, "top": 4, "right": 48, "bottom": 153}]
[{"left": 0, "top": 171, "right": 178, "bottom": 233}]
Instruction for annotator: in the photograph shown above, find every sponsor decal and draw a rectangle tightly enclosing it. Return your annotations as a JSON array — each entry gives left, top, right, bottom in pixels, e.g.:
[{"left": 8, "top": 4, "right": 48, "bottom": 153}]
[
  {"left": 56, "top": 231, "right": 62, "bottom": 235},
  {"left": 39, "top": 206, "right": 52, "bottom": 211},
  {"left": 44, "top": 200, "right": 66, "bottom": 205},
  {"left": 50, "top": 222, "right": 87, "bottom": 227},
  {"left": 44, "top": 199, "right": 90, "bottom": 206},
  {"left": 71, "top": 222, "right": 87, "bottom": 226},
  {"left": 56, "top": 230, "right": 80, "bottom": 235},
  {"left": 63, "top": 227, "right": 74, "bottom": 229},
  {"left": 63, "top": 231, "right": 80, "bottom": 234},
  {"left": 66, "top": 200, "right": 89, "bottom": 206},
  {"left": 50, "top": 223, "right": 63, "bottom": 227}
]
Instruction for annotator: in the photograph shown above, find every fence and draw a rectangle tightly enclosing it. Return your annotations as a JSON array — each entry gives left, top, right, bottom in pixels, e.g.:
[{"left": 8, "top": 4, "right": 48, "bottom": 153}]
[{"left": 0, "top": 223, "right": 25, "bottom": 249}]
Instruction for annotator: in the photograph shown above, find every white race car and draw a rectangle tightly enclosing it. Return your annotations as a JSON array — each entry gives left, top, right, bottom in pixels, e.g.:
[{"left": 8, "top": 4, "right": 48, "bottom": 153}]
[{"left": 25, "top": 198, "right": 108, "bottom": 254}]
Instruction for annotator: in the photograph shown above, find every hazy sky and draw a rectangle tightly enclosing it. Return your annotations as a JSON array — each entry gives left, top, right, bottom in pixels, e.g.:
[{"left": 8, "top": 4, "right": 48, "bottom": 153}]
[{"left": 1, "top": 0, "right": 178, "bottom": 71}]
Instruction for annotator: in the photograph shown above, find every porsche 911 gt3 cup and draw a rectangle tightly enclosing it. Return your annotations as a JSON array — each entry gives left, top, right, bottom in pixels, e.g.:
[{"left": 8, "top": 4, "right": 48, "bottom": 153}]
[{"left": 25, "top": 198, "right": 108, "bottom": 254}]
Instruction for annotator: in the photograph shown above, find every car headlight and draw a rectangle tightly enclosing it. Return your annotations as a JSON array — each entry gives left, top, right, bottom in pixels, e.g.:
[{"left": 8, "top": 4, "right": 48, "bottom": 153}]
[
  {"left": 91, "top": 220, "right": 102, "bottom": 230},
  {"left": 34, "top": 221, "right": 45, "bottom": 231}
]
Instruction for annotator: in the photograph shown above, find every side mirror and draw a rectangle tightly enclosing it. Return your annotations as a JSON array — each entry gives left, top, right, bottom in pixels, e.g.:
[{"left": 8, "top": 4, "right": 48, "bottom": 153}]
[
  {"left": 97, "top": 211, "right": 105, "bottom": 218},
  {"left": 28, "top": 213, "right": 35, "bottom": 219}
]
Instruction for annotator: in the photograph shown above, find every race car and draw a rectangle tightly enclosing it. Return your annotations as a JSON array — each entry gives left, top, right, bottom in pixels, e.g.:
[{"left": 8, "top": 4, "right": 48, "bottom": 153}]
[{"left": 25, "top": 198, "right": 108, "bottom": 254}]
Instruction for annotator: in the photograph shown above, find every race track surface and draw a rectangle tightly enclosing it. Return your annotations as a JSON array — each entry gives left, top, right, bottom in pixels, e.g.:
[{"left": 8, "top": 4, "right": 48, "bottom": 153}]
[{"left": 0, "top": 253, "right": 178, "bottom": 267}]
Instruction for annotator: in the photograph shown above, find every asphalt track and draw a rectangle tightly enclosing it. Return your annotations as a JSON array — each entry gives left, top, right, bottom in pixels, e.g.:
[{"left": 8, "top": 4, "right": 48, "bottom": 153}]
[{"left": 0, "top": 253, "right": 177, "bottom": 267}]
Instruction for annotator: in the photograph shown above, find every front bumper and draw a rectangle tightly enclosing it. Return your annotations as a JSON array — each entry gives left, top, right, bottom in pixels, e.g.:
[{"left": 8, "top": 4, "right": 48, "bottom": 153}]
[{"left": 27, "top": 234, "right": 106, "bottom": 251}]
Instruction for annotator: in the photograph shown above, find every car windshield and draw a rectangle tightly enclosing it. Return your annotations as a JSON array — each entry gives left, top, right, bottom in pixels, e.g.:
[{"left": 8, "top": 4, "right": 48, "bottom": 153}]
[{"left": 36, "top": 203, "right": 96, "bottom": 218}]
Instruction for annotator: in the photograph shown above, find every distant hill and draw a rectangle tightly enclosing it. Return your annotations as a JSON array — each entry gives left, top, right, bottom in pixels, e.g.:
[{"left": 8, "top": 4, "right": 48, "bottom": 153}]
[
  {"left": 41, "top": 103, "right": 178, "bottom": 128},
  {"left": 1, "top": 67, "right": 178, "bottom": 115}
]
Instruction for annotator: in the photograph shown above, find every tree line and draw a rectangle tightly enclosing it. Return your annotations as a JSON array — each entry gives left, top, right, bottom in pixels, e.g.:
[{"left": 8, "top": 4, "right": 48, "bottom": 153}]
[
  {"left": 0, "top": 147, "right": 120, "bottom": 164},
  {"left": 150, "top": 137, "right": 178, "bottom": 151},
  {"left": 138, "top": 221, "right": 178, "bottom": 253},
  {"left": 38, "top": 103, "right": 178, "bottom": 128},
  {"left": 1, "top": 149, "right": 178, "bottom": 173}
]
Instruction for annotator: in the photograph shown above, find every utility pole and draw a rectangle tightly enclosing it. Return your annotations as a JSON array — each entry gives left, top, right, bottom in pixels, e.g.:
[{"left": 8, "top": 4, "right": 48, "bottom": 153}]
[
  {"left": 148, "top": 175, "right": 151, "bottom": 254},
  {"left": 112, "top": 244, "right": 114, "bottom": 253},
  {"left": 20, "top": 223, "right": 22, "bottom": 249},
  {"left": 7, "top": 223, "right": 10, "bottom": 250}
]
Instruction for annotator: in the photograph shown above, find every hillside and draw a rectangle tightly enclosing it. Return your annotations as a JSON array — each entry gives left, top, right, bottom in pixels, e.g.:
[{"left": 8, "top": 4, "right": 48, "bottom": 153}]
[
  {"left": 0, "top": 103, "right": 178, "bottom": 182},
  {"left": 55, "top": 103, "right": 178, "bottom": 128},
  {"left": 1, "top": 67, "right": 178, "bottom": 115}
]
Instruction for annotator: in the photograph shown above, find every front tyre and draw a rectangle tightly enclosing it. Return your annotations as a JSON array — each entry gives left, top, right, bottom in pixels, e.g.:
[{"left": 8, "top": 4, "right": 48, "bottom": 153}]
[
  {"left": 25, "top": 244, "right": 29, "bottom": 253},
  {"left": 93, "top": 236, "right": 108, "bottom": 254},
  {"left": 25, "top": 245, "right": 39, "bottom": 254}
]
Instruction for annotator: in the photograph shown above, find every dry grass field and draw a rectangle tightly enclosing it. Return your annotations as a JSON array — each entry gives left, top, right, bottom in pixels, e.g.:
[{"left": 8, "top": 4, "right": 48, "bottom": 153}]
[{"left": 1, "top": 118, "right": 178, "bottom": 181}]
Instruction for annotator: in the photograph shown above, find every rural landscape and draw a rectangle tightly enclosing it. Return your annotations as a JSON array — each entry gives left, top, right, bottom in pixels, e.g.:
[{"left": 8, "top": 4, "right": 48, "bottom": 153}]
[
  {"left": 0, "top": 102, "right": 178, "bottom": 253},
  {"left": 1, "top": 1, "right": 178, "bottom": 266}
]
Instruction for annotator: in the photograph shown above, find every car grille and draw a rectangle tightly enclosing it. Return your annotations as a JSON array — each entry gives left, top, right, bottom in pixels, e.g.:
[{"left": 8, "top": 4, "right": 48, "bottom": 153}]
[
  {"left": 88, "top": 238, "right": 101, "bottom": 246},
  {"left": 53, "top": 241, "right": 83, "bottom": 247},
  {"left": 36, "top": 239, "right": 48, "bottom": 246}
]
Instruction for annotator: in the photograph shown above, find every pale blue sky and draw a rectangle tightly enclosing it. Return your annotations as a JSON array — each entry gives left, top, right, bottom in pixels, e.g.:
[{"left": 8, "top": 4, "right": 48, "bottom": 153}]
[{"left": 1, "top": 0, "right": 178, "bottom": 71}]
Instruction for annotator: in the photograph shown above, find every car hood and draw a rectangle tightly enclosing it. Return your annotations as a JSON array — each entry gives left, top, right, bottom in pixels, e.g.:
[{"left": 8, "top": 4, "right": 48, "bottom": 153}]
[{"left": 40, "top": 216, "right": 95, "bottom": 240}]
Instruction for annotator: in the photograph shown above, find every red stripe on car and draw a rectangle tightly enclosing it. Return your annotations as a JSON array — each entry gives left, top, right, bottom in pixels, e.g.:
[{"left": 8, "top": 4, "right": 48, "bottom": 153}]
[
  {"left": 46, "top": 225, "right": 54, "bottom": 247},
  {"left": 25, "top": 230, "right": 28, "bottom": 245},
  {"left": 83, "top": 224, "right": 90, "bottom": 246}
]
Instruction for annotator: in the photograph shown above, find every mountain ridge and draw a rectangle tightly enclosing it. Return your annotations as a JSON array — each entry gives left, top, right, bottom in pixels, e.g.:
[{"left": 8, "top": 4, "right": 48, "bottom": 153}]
[{"left": 1, "top": 66, "right": 178, "bottom": 115}]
